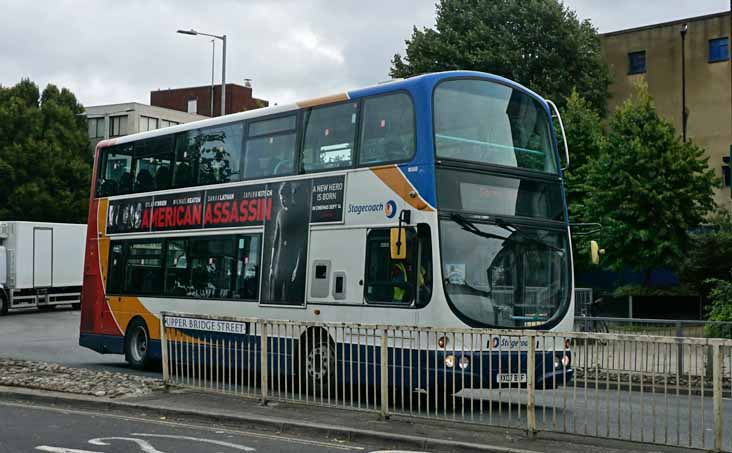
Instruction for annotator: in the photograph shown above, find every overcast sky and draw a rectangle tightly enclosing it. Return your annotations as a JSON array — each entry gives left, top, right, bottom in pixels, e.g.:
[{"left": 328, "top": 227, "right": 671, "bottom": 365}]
[{"left": 0, "top": 0, "right": 729, "bottom": 107}]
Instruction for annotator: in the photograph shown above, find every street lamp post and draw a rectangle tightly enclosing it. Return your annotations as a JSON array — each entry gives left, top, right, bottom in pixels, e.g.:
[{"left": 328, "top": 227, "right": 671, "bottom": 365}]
[
  {"left": 210, "top": 39, "right": 215, "bottom": 117},
  {"left": 681, "top": 23, "right": 688, "bottom": 143},
  {"left": 177, "top": 28, "right": 227, "bottom": 117}
]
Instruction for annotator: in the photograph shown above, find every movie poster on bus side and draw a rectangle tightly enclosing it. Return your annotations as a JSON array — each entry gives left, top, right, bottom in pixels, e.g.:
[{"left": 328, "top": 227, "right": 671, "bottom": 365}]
[
  {"left": 203, "top": 184, "right": 272, "bottom": 229},
  {"left": 310, "top": 175, "right": 345, "bottom": 223},
  {"left": 106, "top": 196, "right": 153, "bottom": 234},
  {"left": 260, "top": 179, "right": 312, "bottom": 305},
  {"left": 150, "top": 191, "right": 204, "bottom": 232}
]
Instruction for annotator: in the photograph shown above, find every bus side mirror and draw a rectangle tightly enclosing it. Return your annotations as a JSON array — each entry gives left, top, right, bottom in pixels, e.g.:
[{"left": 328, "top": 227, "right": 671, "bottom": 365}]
[
  {"left": 590, "top": 240, "right": 605, "bottom": 265},
  {"left": 390, "top": 228, "right": 407, "bottom": 260}
]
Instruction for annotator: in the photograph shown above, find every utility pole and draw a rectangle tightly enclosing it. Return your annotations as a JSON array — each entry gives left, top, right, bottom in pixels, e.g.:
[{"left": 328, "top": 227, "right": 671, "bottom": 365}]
[{"left": 681, "top": 23, "right": 688, "bottom": 143}]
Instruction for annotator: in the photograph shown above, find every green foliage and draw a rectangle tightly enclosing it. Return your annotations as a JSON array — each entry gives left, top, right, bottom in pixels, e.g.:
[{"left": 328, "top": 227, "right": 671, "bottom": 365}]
[
  {"left": 705, "top": 277, "right": 732, "bottom": 338},
  {"left": 561, "top": 90, "right": 606, "bottom": 269},
  {"left": 584, "top": 83, "right": 719, "bottom": 282},
  {"left": 390, "top": 0, "right": 611, "bottom": 115},
  {"left": 678, "top": 211, "right": 732, "bottom": 298},
  {"left": 0, "top": 79, "right": 91, "bottom": 223}
]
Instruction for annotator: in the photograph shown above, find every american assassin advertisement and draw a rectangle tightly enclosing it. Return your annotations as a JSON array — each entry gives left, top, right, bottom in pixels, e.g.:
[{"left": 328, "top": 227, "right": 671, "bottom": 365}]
[
  {"left": 104, "top": 175, "right": 345, "bottom": 235},
  {"left": 203, "top": 184, "right": 272, "bottom": 229},
  {"left": 150, "top": 191, "right": 204, "bottom": 232},
  {"left": 107, "top": 197, "right": 153, "bottom": 234}
]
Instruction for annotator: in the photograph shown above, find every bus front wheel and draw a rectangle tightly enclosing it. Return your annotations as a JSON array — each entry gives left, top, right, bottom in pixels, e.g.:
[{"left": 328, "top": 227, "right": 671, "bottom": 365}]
[{"left": 125, "top": 318, "right": 152, "bottom": 370}]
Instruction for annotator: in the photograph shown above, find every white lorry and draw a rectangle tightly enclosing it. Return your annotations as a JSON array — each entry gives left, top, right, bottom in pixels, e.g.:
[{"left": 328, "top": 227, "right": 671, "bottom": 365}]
[{"left": 0, "top": 222, "right": 86, "bottom": 315}]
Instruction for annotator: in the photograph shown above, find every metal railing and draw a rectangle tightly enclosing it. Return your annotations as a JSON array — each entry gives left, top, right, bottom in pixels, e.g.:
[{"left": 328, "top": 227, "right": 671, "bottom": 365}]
[
  {"left": 575, "top": 316, "right": 732, "bottom": 339},
  {"left": 160, "top": 312, "right": 732, "bottom": 452}
]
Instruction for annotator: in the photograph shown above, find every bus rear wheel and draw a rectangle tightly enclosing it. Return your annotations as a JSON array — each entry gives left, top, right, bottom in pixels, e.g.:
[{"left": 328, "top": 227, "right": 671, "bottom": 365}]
[
  {"left": 300, "top": 330, "right": 336, "bottom": 398},
  {"left": 125, "top": 318, "right": 152, "bottom": 370}
]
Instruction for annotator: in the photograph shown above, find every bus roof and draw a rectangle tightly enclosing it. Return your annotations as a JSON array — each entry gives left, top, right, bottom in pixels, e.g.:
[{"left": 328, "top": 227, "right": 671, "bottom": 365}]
[{"left": 98, "top": 70, "right": 547, "bottom": 150}]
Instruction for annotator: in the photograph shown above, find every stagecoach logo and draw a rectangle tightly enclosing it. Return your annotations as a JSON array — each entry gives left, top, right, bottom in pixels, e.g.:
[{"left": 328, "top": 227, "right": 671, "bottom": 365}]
[
  {"left": 490, "top": 336, "right": 531, "bottom": 350},
  {"left": 384, "top": 200, "right": 397, "bottom": 219}
]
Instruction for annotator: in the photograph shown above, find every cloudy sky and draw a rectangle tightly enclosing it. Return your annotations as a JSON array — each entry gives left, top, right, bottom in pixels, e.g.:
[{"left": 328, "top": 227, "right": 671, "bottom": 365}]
[{"left": 1, "top": 0, "right": 729, "bottom": 107}]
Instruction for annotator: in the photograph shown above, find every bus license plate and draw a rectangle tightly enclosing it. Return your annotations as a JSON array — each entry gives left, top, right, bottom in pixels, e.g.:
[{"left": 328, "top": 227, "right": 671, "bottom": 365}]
[{"left": 497, "top": 373, "right": 527, "bottom": 384}]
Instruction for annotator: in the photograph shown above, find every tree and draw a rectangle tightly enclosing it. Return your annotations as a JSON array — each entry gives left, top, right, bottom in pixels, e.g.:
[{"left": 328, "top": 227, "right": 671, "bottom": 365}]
[
  {"left": 561, "top": 90, "right": 606, "bottom": 269},
  {"left": 390, "top": 0, "right": 611, "bottom": 115},
  {"left": 678, "top": 211, "right": 732, "bottom": 298},
  {"left": 0, "top": 79, "right": 91, "bottom": 223},
  {"left": 584, "top": 83, "right": 718, "bottom": 284}
]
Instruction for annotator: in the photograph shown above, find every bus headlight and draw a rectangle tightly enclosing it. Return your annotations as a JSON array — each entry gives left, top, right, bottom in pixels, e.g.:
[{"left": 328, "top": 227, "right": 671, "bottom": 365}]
[
  {"left": 561, "top": 354, "right": 570, "bottom": 367},
  {"left": 444, "top": 355, "right": 456, "bottom": 368},
  {"left": 459, "top": 356, "right": 470, "bottom": 370}
]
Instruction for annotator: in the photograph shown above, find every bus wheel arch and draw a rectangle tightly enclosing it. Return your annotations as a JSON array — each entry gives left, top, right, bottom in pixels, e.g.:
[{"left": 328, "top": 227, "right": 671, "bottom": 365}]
[
  {"left": 299, "top": 327, "right": 336, "bottom": 395},
  {"left": 124, "top": 316, "right": 152, "bottom": 370}
]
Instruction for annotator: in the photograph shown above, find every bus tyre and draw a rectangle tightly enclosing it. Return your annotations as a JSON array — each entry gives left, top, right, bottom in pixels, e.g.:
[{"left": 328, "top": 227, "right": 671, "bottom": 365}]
[
  {"left": 125, "top": 318, "right": 152, "bottom": 370},
  {"left": 0, "top": 294, "right": 7, "bottom": 316},
  {"left": 301, "top": 330, "right": 336, "bottom": 397}
]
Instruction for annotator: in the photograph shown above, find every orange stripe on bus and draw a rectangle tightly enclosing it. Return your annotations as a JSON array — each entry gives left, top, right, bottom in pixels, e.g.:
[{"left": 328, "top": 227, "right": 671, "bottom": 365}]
[
  {"left": 296, "top": 93, "right": 348, "bottom": 108},
  {"left": 97, "top": 198, "right": 110, "bottom": 289},
  {"left": 371, "top": 166, "right": 433, "bottom": 211}
]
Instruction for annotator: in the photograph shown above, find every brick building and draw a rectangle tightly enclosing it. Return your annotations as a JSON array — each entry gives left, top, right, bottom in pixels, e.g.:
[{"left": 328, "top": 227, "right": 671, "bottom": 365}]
[{"left": 150, "top": 83, "right": 268, "bottom": 118}]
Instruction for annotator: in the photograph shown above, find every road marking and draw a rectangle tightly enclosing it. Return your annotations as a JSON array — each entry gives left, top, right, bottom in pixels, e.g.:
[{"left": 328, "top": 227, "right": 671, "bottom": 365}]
[
  {"left": 0, "top": 400, "right": 362, "bottom": 450},
  {"left": 131, "top": 433, "right": 255, "bottom": 451},
  {"left": 89, "top": 437, "right": 164, "bottom": 453},
  {"left": 36, "top": 447, "right": 103, "bottom": 453}
]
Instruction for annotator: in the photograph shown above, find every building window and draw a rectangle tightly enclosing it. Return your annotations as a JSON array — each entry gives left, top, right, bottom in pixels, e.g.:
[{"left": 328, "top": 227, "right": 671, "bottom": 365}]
[
  {"left": 140, "top": 116, "right": 159, "bottom": 132},
  {"left": 109, "top": 115, "right": 128, "bottom": 137},
  {"left": 709, "top": 38, "right": 729, "bottom": 63},
  {"left": 187, "top": 98, "right": 198, "bottom": 114},
  {"left": 160, "top": 119, "right": 179, "bottom": 128},
  {"left": 88, "top": 117, "right": 105, "bottom": 138},
  {"left": 628, "top": 51, "right": 646, "bottom": 74}
]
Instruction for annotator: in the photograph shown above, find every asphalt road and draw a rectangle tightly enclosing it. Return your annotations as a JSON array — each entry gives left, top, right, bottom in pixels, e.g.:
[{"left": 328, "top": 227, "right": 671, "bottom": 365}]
[
  {"left": 0, "top": 307, "right": 154, "bottom": 376},
  {"left": 0, "top": 399, "right": 385, "bottom": 453}
]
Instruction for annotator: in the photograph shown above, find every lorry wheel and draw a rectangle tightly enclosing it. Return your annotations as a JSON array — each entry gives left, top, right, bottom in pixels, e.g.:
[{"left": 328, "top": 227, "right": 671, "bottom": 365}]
[
  {"left": 125, "top": 318, "right": 152, "bottom": 370},
  {"left": 0, "top": 294, "right": 7, "bottom": 316}
]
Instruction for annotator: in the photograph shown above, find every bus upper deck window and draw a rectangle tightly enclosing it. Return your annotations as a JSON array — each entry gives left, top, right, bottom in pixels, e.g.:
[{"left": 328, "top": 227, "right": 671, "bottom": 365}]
[
  {"left": 302, "top": 102, "right": 358, "bottom": 173},
  {"left": 359, "top": 93, "right": 415, "bottom": 165}
]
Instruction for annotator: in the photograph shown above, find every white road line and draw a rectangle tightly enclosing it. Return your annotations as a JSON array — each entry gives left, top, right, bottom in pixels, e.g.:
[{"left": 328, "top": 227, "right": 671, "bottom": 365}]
[
  {"left": 35, "top": 447, "right": 103, "bottom": 453},
  {"left": 131, "top": 433, "right": 255, "bottom": 451},
  {"left": 0, "top": 400, "right": 362, "bottom": 451},
  {"left": 88, "top": 437, "right": 164, "bottom": 453}
]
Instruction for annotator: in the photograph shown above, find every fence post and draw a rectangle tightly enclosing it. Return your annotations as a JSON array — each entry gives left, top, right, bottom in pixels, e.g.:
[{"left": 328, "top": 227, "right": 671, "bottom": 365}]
[
  {"left": 380, "top": 328, "right": 389, "bottom": 419},
  {"left": 260, "top": 321, "right": 268, "bottom": 405},
  {"left": 675, "top": 321, "right": 684, "bottom": 377},
  {"left": 527, "top": 334, "right": 537, "bottom": 437},
  {"left": 713, "top": 344, "right": 722, "bottom": 452},
  {"left": 160, "top": 314, "right": 169, "bottom": 387}
]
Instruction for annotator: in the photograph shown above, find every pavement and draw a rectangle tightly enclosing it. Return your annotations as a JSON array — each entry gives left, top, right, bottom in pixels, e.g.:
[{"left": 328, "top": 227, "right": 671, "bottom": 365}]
[
  {"left": 0, "top": 308, "right": 156, "bottom": 377},
  {"left": 0, "top": 385, "right": 697, "bottom": 453}
]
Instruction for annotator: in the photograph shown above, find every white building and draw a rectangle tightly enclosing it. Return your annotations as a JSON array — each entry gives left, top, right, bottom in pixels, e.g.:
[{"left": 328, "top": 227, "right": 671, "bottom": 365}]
[{"left": 83, "top": 102, "right": 207, "bottom": 148}]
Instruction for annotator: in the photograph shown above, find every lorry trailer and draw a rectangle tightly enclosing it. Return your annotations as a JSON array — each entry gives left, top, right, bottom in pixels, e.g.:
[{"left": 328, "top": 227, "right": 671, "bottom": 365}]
[{"left": 0, "top": 222, "right": 86, "bottom": 315}]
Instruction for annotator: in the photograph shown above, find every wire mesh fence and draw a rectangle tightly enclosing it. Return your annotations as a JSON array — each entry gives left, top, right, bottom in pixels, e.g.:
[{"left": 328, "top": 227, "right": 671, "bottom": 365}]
[{"left": 161, "top": 312, "right": 732, "bottom": 452}]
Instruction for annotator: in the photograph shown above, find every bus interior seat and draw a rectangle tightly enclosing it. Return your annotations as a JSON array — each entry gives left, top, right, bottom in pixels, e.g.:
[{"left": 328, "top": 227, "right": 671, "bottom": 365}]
[
  {"left": 155, "top": 166, "right": 171, "bottom": 190},
  {"left": 118, "top": 172, "right": 132, "bottom": 193},
  {"left": 135, "top": 169, "right": 154, "bottom": 192}
]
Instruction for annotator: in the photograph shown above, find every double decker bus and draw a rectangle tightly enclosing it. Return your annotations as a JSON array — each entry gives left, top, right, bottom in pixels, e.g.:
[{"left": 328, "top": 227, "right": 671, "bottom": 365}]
[{"left": 80, "top": 71, "right": 573, "bottom": 389}]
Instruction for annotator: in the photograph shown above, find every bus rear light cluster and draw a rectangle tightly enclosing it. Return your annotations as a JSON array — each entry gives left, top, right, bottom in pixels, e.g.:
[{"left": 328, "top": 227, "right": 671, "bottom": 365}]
[
  {"left": 444, "top": 355, "right": 470, "bottom": 369},
  {"left": 437, "top": 336, "right": 448, "bottom": 349}
]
